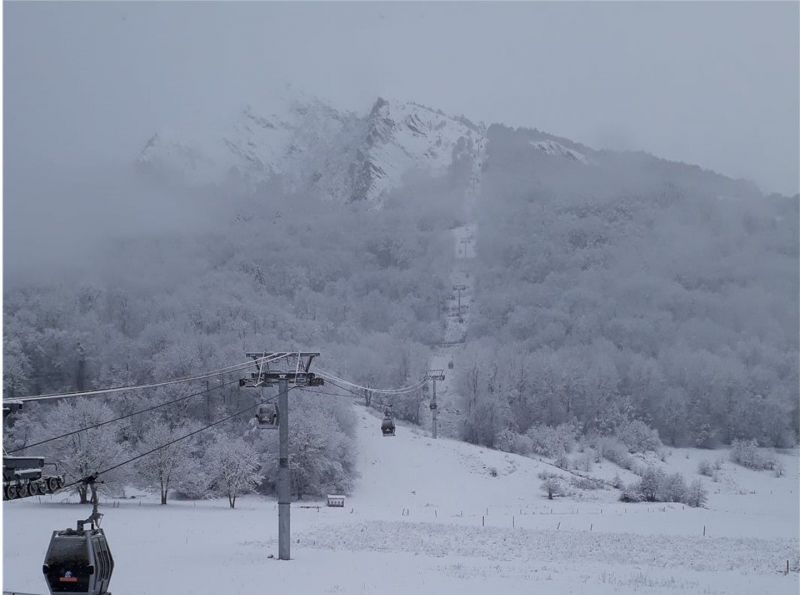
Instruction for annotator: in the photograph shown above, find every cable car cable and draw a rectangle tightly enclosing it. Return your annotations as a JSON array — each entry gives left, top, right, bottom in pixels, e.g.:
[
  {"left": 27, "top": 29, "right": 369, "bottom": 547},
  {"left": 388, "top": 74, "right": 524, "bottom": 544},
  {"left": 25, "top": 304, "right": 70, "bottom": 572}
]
[
  {"left": 57, "top": 388, "right": 299, "bottom": 493},
  {"left": 6, "top": 378, "right": 241, "bottom": 454},
  {"left": 317, "top": 378, "right": 365, "bottom": 398},
  {"left": 8, "top": 353, "right": 286, "bottom": 404},
  {"left": 298, "top": 387, "right": 355, "bottom": 399},
  {"left": 315, "top": 369, "right": 427, "bottom": 395}
]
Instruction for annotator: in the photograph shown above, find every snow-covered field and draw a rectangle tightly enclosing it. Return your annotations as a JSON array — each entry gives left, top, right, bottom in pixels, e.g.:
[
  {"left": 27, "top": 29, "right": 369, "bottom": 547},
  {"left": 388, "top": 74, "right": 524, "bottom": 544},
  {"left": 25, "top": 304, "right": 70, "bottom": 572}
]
[{"left": 4, "top": 405, "right": 798, "bottom": 595}]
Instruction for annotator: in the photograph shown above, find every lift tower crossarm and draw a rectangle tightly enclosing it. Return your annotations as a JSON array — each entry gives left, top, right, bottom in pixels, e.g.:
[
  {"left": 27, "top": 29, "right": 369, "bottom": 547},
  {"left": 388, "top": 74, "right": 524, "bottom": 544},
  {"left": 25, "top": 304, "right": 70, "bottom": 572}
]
[{"left": 240, "top": 352, "right": 323, "bottom": 388}]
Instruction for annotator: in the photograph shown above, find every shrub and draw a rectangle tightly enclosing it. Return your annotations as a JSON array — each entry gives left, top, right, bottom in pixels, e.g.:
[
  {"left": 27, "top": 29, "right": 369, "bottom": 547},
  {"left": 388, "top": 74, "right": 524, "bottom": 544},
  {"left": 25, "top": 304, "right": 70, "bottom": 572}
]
[
  {"left": 637, "top": 466, "right": 665, "bottom": 501},
  {"left": 570, "top": 476, "right": 605, "bottom": 491},
  {"left": 698, "top": 460, "right": 714, "bottom": 477},
  {"left": 620, "top": 484, "right": 644, "bottom": 502},
  {"left": 620, "top": 466, "right": 705, "bottom": 508},
  {"left": 730, "top": 439, "right": 778, "bottom": 471},
  {"left": 495, "top": 429, "right": 533, "bottom": 456},
  {"left": 617, "top": 420, "right": 662, "bottom": 453},
  {"left": 773, "top": 460, "right": 785, "bottom": 478},
  {"left": 657, "top": 473, "right": 687, "bottom": 503},
  {"left": 685, "top": 479, "right": 707, "bottom": 508},
  {"left": 540, "top": 476, "right": 565, "bottom": 500},
  {"left": 527, "top": 423, "right": 577, "bottom": 458},
  {"left": 574, "top": 451, "right": 594, "bottom": 472},
  {"left": 595, "top": 437, "right": 634, "bottom": 470}
]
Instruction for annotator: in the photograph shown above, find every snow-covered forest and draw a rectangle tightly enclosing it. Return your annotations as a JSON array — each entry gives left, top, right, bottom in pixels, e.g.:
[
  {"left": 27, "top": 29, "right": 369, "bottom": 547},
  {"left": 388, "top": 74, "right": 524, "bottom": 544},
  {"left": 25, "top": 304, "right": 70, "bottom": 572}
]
[
  {"left": 4, "top": 170, "right": 467, "bottom": 500},
  {"left": 4, "top": 107, "right": 798, "bottom": 504},
  {"left": 461, "top": 124, "right": 799, "bottom": 450}
]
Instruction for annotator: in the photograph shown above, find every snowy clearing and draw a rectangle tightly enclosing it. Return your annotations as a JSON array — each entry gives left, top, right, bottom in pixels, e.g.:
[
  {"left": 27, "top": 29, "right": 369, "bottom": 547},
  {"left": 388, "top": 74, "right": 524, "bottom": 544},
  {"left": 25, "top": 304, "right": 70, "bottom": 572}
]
[{"left": 3, "top": 406, "right": 799, "bottom": 594}]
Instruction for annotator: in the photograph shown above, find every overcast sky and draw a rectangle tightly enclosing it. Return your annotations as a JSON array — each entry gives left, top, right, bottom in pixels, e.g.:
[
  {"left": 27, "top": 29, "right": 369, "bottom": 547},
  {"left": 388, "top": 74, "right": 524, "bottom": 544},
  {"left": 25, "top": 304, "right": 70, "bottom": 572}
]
[{"left": 5, "top": 1, "right": 799, "bottom": 203}]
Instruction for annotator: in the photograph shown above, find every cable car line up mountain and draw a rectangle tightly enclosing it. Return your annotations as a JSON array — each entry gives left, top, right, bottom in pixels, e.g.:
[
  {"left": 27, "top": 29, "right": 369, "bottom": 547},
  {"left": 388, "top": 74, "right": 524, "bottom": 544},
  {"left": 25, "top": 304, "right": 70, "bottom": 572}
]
[
  {"left": 314, "top": 368, "right": 428, "bottom": 395},
  {"left": 3, "top": 358, "right": 429, "bottom": 499},
  {"left": 6, "top": 353, "right": 287, "bottom": 404},
  {"left": 5, "top": 378, "right": 241, "bottom": 455},
  {"left": 5, "top": 353, "right": 439, "bottom": 594},
  {"left": 2, "top": 354, "right": 286, "bottom": 503}
]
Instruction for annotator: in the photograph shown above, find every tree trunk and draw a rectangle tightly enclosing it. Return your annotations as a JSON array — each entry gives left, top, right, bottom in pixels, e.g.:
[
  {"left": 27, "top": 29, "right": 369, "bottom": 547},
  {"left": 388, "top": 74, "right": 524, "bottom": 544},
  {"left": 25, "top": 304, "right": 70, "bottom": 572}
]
[
  {"left": 160, "top": 476, "right": 169, "bottom": 505},
  {"left": 78, "top": 485, "right": 89, "bottom": 504}
]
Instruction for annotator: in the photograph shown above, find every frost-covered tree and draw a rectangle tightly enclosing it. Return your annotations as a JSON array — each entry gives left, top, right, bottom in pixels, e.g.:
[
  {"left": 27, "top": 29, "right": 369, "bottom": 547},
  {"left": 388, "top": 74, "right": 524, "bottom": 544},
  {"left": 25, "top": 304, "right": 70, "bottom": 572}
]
[
  {"left": 207, "top": 435, "right": 262, "bottom": 508},
  {"left": 256, "top": 394, "right": 356, "bottom": 500},
  {"left": 135, "top": 420, "right": 199, "bottom": 505},
  {"left": 540, "top": 475, "right": 564, "bottom": 500},
  {"left": 39, "top": 399, "right": 129, "bottom": 503}
]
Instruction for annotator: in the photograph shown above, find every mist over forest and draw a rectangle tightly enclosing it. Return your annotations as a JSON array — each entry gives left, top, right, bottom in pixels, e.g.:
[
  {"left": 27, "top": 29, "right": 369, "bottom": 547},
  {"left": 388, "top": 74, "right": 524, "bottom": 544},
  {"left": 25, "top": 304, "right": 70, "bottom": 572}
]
[{"left": 3, "top": 92, "right": 798, "bottom": 503}]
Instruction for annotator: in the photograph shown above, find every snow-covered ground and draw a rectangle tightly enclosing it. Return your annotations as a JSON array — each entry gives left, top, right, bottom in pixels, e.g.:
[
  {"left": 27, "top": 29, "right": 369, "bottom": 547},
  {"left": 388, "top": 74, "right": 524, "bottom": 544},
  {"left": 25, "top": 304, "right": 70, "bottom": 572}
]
[{"left": 4, "top": 406, "right": 798, "bottom": 595}]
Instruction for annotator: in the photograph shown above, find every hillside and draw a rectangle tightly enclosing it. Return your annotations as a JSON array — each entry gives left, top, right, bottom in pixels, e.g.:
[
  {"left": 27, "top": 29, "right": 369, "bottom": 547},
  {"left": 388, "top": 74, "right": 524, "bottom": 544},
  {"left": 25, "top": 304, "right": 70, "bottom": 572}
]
[{"left": 4, "top": 402, "right": 798, "bottom": 594}]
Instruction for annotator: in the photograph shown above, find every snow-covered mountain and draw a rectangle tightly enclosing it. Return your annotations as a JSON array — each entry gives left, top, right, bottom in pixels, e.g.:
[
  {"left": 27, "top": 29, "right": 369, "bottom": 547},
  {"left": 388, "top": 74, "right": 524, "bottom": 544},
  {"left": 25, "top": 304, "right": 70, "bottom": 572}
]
[
  {"left": 137, "top": 93, "right": 766, "bottom": 203},
  {"left": 137, "top": 97, "right": 493, "bottom": 201}
]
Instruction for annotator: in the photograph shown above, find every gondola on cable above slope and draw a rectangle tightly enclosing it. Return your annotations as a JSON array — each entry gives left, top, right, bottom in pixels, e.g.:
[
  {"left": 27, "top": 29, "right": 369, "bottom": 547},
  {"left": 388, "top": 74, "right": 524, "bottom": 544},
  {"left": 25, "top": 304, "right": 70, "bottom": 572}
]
[{"left": 381, "top": 407, "right": 396, "bottom": 437}]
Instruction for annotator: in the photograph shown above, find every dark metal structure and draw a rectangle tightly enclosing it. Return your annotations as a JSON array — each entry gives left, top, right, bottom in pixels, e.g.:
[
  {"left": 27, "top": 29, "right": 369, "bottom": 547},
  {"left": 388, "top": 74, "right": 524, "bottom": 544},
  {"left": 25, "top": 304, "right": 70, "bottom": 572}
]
[
  {"left": 43, "top": 480, "right": 113, "bottom": 595},
  {"left": 238, "top": 352, "right": 323, "bottom": 389},
  {"left": 239, "top": 352, "right": 322, "bottom": 561},
  {"left": 255, "top": 403, "right": 279, "bottom": 429},
  {"left": 3, "top": 456, "right": 64, "bottom": 500},
  {"left": 43, "top": 528, "right": 113, "bottom": 594},
  {"left": 381, "top": 407, "right": 396, "bottom": 437},
  {"left": 3, "top": 401, "right": 65, "bottom": 501}
]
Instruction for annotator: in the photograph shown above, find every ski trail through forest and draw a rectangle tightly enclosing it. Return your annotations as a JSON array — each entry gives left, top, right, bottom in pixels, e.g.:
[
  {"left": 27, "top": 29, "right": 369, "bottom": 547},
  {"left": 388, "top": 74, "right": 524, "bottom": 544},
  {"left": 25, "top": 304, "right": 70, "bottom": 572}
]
[{"left": 423, "top": 171, "right": 480, "bottom": 438}]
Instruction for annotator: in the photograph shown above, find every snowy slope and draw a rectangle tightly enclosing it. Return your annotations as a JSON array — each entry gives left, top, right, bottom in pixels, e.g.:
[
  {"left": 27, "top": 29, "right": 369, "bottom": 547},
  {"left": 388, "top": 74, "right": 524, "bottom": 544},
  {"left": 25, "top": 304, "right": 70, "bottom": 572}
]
[
  {"left": 5, "top": 404, "right": 798, "bottom": 595},
  {"left": 530, "top": 139, "right": 589, "bottom": 163},
  {"left": 137, "top": 96, "right": 365, "bottom": 200},
  {"left": 354, "top": 99, "right": 486, "bottom": 202}
]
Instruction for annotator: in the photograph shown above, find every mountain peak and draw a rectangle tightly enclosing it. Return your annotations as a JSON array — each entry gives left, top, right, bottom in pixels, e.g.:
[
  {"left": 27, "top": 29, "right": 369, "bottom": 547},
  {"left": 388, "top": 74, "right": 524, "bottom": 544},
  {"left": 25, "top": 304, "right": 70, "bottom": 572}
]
[{"left": 137, "top": 95, "right": 493, "bottom": 202}]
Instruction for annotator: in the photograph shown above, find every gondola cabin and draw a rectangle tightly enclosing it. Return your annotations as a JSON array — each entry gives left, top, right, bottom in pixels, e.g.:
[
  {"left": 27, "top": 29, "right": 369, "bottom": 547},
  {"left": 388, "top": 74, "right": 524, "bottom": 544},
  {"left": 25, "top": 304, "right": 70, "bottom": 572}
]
[
  {"left": 255, "top": 403, "right": 279, "bottom": 429},
  {"left": 43, "top": 527, "right": 113, "bottom": 594},
  {"left": 381, "top": 416, "right": 396, "bottom": 437}
]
